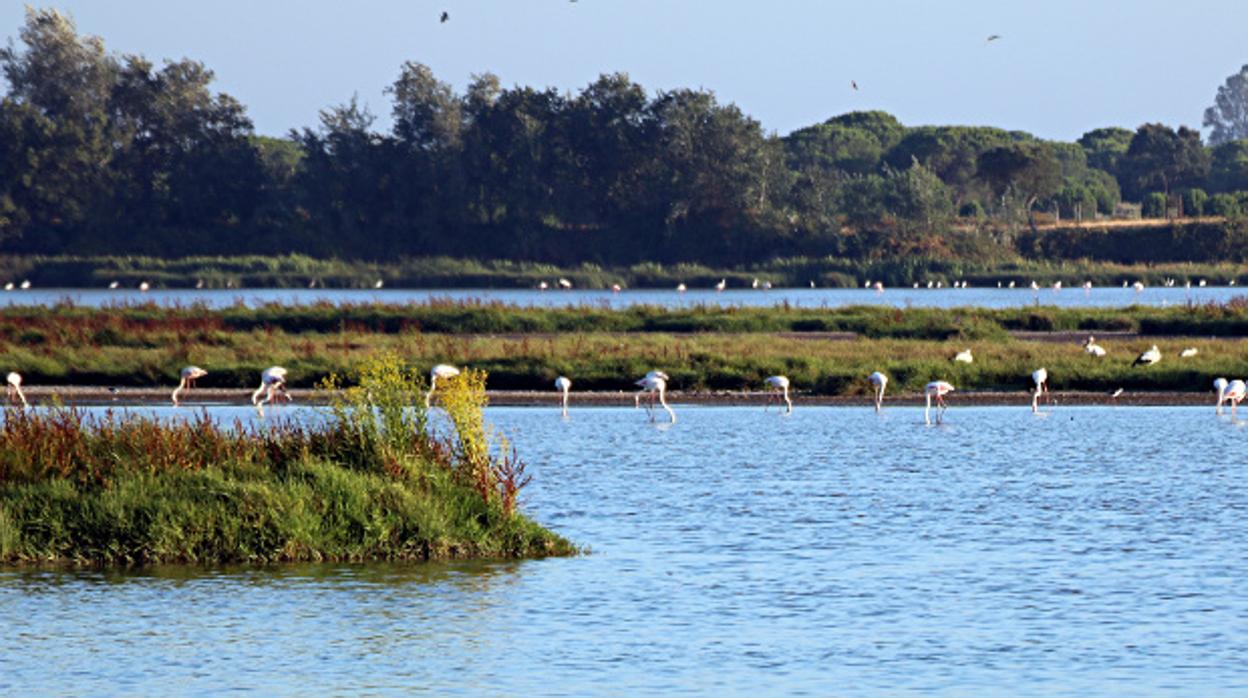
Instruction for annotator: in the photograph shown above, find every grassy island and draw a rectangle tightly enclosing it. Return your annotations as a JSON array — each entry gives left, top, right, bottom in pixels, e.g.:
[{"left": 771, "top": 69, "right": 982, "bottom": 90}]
[{"left": 0, "top": 356, "right": 575, "bottom": 565}]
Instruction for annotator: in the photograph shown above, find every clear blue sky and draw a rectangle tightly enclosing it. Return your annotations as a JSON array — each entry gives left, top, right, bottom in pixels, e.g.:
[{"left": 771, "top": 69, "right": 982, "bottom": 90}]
[{"left": 4, "top": 1, "right": 1246, "bottom": 141}]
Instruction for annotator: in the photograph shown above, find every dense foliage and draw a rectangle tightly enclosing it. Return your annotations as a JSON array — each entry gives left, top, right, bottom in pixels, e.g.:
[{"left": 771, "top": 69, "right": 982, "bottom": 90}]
[{"left": 4, "top": 9, "right": 1248, "bottom": 268}]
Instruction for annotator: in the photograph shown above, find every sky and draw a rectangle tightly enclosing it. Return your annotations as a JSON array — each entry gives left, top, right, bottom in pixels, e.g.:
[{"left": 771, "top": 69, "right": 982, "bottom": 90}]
[{"left": 3, "top": 1, "right": 1247, "bottom": 142}]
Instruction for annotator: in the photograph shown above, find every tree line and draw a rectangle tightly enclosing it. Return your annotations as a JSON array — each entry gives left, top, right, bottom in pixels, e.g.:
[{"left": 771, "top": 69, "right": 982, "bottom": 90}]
[{"left": 5, "top": 9, "right": 1248, "bottom": 266}]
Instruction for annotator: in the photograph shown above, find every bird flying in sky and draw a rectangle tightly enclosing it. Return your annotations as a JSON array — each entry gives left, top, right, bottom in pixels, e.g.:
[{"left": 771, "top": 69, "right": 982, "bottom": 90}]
[
  {"left": 986, "top": 34, "right": 1002, "bottom": 42},
  {"left": 440, "top": 11, "right": 449, "bottom": 23}
]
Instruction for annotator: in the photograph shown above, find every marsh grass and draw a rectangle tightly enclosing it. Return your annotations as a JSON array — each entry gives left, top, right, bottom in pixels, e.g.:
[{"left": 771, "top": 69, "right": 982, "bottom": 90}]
[{"left": 0, "top": 355, "right": 572, "bottom": 565}]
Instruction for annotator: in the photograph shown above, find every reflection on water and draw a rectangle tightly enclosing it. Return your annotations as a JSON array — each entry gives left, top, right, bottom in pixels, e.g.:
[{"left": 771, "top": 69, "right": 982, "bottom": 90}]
[
  {"left": 1, "top": 285, "right": 1244, "bottom": 310},
  {"left": 3, "top": 405, "right": 1247, "bottom": 695}
]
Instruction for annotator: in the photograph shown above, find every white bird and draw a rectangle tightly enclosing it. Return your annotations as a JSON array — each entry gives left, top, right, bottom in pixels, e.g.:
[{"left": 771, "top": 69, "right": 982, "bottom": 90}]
[
  {"left": 1031, "top": 367, "right": 1049, "bottom": 413},
  {"left": 1008, "top": 280, "right": 1016, "bottom": 289},
  {"left": 251, "top": 366, "right": 289, "bottom": 406},
  {"left": 374, "top": 280, "right": 384, "bottom": 289},
  {"left": 762, "top": 281, "right": 772, "bottom": 290},
  {"left": 1179, "top": 347, "right": 1198, "bottom": 358},
  {"left": 926, "top": 281, "right": 934, "bottom": 289},
  {"left": 1083, "top": 281, "right": 1093, "bottom": 292},
  {"left": 715, "top": 279, "right": 726, "bottom": 292},
  {"left": 1199, "top": 279, "right": 1208, "bottom": 287},
  {"left": 913, "top": 282, "right": 920, "bottom": 289},
  {"left": 764, "top": 375, "right": 792, "bottom": 414},
  {"left": 1111, "top": 388, "right": 1124, "bottom": 399},
  {"left": 676, "top": 283, "right": 686, "bottom": 293},
  {"left": 1133, "top": 281, "right": 1144, "bottom": 292},
  {"left": 558, "top": 278, "right": 573, "bottom": 289},
  {"left": 809, "top": 281, "right": 816, "bottom": 288},
  {"left": 196, "top": 279, "right": 205, "bottom": 289},
  {"left": 19, "top": 280, "right": 30, "bottom": 290},
  {"left": 1214, "top": 377, "right": 1230, "bottom": 415},
  {"left": 752, "top": 278, "right": 760, "bottom": 289},
  {"left": 138, "top": 281, "right": 150, "bottom": 292},
  {"left": 554, "top": 376, "right": 572, "bottom": 417},
  {"left": 1084, "top": 336, "right": 1107, "bottom": 358},
  {"left": 954, "top": 349, "right": 974, "bottom": 363},
  {"left": 1132, "top": 345, "right": 1161, "bottom": 367},
  {"left": 108, "top": 281, "right": 119, "bottom": 289},
  {"left": 935, "top": 281, "right": 943, "bottom": 289},
  {"left": 1029, "top": 281, "right": 1039, "bottom": 291},
  {"left": 924, "top": 380, "right": 955, "bottom": 425},
  {"left": 538, "top": 281, "right": 549, "bottom": 291},
  {"left": 635, "top": 372, "right": 675, "bottom": 423},
  {"left": 1226, "top": 379, "right": 1247, "bottom": 418},
  {"left": 2, "top": 283, "right": 12, "bottom": 291},
  {"left": 6, "top": 371, "right": 27, "bottom": 409},
  {"left": 612, "top": 283, "right": 621, "bottom": 293},
  {"left": 634, "top": 370, "right": 670, "bottom": 407},
  {"left": 172, "top": 365, "right": 208, "bottom": 406},
  {"left": 873, "top": 281, "right": 884, "bottom": 292},
  {"left": 864, "top": 280, "right": 873, "bottom": 289},
  {"left": 426, "top": 364, "right": 461, "bottom": 407},
  {"left": 1052, "top": 281, "right": 1062, "bottom": 291},
  {"left": 868, "top": 371, "right": 888, "bottom": 412}
]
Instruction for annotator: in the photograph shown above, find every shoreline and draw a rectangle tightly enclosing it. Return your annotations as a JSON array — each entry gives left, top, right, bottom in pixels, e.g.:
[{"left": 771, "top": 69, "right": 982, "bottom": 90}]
[{"left": 14, "top": 386, "right": 1221, "bottom": 407}]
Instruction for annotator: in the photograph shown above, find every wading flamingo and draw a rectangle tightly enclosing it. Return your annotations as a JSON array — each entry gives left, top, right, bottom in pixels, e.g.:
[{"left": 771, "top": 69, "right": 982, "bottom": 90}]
[
  {"left": 6, "top": 372, "right": 27, "bottom": 408},
  {"left": 554, "top": 376, "right": 572, "bottom": 416},
  {"left": 1214, "top": 377, "right": 1230, "bottom": 415},
  {"left": 635, "top": 372, "right": 675, "bottom": 423},
  {"left": 172, "top": 365, "right": 207, "bottom": 406},
  {"left": 1031, "top": 367, "right": 1049, "bottom": 413},
  {"left": 924, "top": 380, "right": 955, "bottom": 425},
  {"left": 764, "top": 375, "right": 792, "bottom": 414},
  {"left": 251, "top": 366, "right": 289, "bottom": 406},
  {"left": 868, "top": 371, "right": 888, "bottom": 412},
  {"left": 426, "top": 364, "right": 461, "bottom": 407},
  {"left": 1226, "top": 379, "right": 1247, "bottom": 418},
  {"left": 634, "top": 370, "right": 669, "bottom": 407}
]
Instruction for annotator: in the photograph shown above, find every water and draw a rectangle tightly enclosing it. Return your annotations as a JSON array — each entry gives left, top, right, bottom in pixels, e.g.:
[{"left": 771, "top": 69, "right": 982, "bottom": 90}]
[
  {"left": 3, "top": 405, "right": 1247, "bottom": 695},
  {"left": 1, "top": 285, "right": 1244, "bottom": 309}
]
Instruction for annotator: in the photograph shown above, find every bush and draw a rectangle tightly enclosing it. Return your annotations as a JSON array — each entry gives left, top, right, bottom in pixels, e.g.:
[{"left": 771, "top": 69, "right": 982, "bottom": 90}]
[
  {"left": 1209, "top": 193, "right": 1242, "bottom": 218},
  {"left": 1142, "top": 192, "right": 1168, "bottom": 218},
  {"left": 1183, "top": 188, "right": 1208, "bottom": 217}
]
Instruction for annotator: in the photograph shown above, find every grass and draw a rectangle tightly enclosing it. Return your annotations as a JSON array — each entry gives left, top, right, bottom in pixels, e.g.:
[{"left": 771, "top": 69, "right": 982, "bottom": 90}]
[
  {"left": 5, "top": 252, "right": 1248, "bottom": 289},
  {"left": 2, "top": 301, "right": 1248, "bottom": 395},
  {"left": 0, "top": 355, "right": 576, "bottom": 565}
]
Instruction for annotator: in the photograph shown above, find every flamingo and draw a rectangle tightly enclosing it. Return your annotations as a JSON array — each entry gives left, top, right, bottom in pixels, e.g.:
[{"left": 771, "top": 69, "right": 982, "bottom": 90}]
[
  {"left": 634, "top": 370, "right": 670, "bottom": 407},
  {"left": 612, "top": 284, "right": 621, "bottom": 293},
  {"left": 676, "top": 283, "right": 687, "bottom": 293},
  {"left": 924, "top": 381, "right": 955, "bottom": 425},
  {"left": 752, "top": 278, "right": 759, "bottom": 289},
  {"left": 873, "top": 281, "right": 884, "bottom": 292},
  {"left": 762, "top": 281, "right": 772, "bottom": 290},
  {"left": 1133, "top": 281, "right": 1144, "bottom": 292},
  {"left": 1132, "top": 345, "right": 1161, "bottom": 367},
  {"left": 1008, "top": 280, "right": 1016, "bottom": 289},
  {"left": 538, "top": 281, "right": 549, "bottom": 291},
  {"left": 764, "top": 375, "right": 792, "bottom": 414},
  {"left": 3, "top": 283, "right": 12, "bottom": 291},
  {"left": 1031, "top": 367, "right": 1049, "bottom": 413},
  {"left": 558, "top": 278, "right": 573, "bottom": 289},
  {"left": 868, "top": 371, "right": 888, "bottom": 412},
  {"left": 954, "top": 349, "right": 974, "bottom": 363},
  {"left": 1214, "top": 377, "right": 1230, "bottom": 415},
  {"left": 19, "top": 280, "right": 30, "bottom": 290},
  {"left": 1052, "top": 281, "right": 1062, "bottom": 291},
  {"left": 251, "top": 366, "right": 289, "bottom": 406},
  {"left": 635, "top": 372, "right": 675, "bottom": 423},
  {"left": 172, "top": 365, "right": 208, "bottom": 406},
  {"left": 138, "top": 281, "right": 150, "bottom": 292},
  {"left": 715, "top": 279, "right": 726, "bottom": 292},
  {"left": 373, "top": 280, "right": 384, "bottom": 289},
  {"left": 1226, "top": 379, "right": 1247, "bottom": 418},
  {"left": 426, "top": 364, "right": 461, "bottom": 407},
  {"left": 554, "top": 376, "right": 572, "bottom": 416},
  {"left": 1179, "top": 347, "right": 1198, "bottom": 358},
  {"left": 6, "top": 372, "right": 27, "bottom": 409},
  {"left": 108, "top": 281, "right": 119, "bottom": 289}
]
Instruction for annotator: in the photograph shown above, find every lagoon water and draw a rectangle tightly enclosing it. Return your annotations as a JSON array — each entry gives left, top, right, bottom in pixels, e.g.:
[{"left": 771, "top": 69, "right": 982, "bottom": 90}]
[
  {"left": 3, "top": 404, "right": 1247, "bottom": 695},
  {"left": 1, "top": 284, "right": 1246, "bottom": 310}
]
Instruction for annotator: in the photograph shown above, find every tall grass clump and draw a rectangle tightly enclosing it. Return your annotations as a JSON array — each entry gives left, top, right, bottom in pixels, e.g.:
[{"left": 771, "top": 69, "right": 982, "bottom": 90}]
[{"left": 0, "top": 355, "right": 573, "bottom": 565}]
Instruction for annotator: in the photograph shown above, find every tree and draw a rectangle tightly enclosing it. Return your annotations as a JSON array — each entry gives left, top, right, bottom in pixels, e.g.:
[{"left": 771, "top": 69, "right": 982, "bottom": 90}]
[
  {"left": 975, "top": 142, "right": 1061, "bottom": 226},
  {"left": 1077, "top": 127, "right": 1132, "bottom": 176},
  {"left": 1208, "top": 139, "right": 1248, "bottom": 193},
  {"left": 824, "top": 110, "right": 906, "bottom": 151},
  {"left": 783, "top": 122, "right": 886, "bottom": 176},
  {"left": 1119, "top": 124, "right": 1210, "bottom": 202},
  {"left": 1204, "top": 65, "right": 1248, "bottom": 146}
]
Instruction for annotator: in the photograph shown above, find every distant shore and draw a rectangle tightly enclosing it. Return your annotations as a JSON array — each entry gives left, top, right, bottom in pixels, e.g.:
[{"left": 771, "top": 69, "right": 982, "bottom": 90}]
[{"left": 14, "top": 386, "right": 1220, "bottom": 408}]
